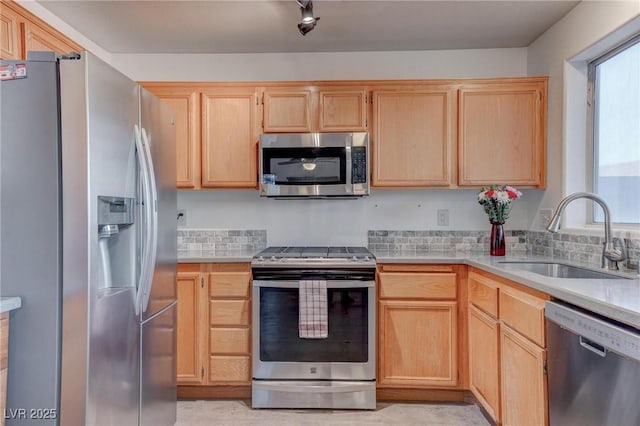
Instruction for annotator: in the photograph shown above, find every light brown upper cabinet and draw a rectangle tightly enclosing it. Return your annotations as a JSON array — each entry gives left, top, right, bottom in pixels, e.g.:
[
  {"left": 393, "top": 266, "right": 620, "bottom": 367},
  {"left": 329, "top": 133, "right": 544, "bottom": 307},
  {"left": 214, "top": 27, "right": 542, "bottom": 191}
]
[
  {"left": 1, "top": 1, "right": 81, "bottom": 60},
  {"left": 262, "top": 85, "right": 368, "bottom": 133},
  {"left": 317, "top": 86, "right": 368, "bottom": 132},
  {"left": 22, "top": 21, "right": 80, "bottom": 56},
  {"left": 145, "top": 86, "right": 201, "bottom": 189},
  {"left": 458, "top": 79, "right": 547, "bottom": 188},
  {"left": 262, "top": 87, "right": 314, "bottom": 133},
  {"left": 0, "top": 3, "right": 21, "bottom": 60},
  {"left": 372, "top": 86, "right": 457, "bottom": 187},
  {"left": 201, "top": 87, "right": 259, "bottom": 188}
]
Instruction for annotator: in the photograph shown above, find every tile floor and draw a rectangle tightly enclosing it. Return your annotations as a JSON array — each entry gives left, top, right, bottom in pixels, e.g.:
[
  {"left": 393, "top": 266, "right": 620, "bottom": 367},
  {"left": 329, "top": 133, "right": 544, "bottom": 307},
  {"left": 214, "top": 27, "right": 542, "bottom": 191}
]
[{"left": 176, "top": 400, "right": 491, "bottom": 426}]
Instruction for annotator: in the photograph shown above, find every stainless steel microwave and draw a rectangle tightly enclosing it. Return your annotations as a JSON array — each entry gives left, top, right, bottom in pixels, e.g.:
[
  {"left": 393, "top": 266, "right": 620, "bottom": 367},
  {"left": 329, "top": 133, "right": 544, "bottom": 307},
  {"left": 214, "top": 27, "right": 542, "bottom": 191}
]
[{"left": 259, "top": 132, "right": 370, "bottom": 198}]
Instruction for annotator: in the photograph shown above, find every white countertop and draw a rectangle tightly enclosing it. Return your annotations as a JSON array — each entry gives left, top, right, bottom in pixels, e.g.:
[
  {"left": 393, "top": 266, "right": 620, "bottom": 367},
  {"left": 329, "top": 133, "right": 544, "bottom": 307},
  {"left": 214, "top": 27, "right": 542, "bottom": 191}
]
[
  {"left": 0, "top": 297, "right": 22, "bottom": 314},
  {"left": 375, "top": 252, "right": 640, "bottom": 329}
]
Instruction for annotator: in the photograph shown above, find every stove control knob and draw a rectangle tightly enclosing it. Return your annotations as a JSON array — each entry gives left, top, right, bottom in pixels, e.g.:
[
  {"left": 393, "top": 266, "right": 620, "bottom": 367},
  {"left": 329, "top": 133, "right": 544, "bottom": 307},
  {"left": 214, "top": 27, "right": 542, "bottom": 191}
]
[
  {"left": 364, "top": 256, "right": 371, "bottom": 262},
  {"left": 270, "top": 256, "right": 277, "bottom": 261},
  {"left": 258, "top": 256, "right": 265, "bottom": 262},
  {"left": 280, "top": 258, "right": 287, "bottom": 263},
  {"left": 351, "top": 256, "right": 358, "bottom": 261}
]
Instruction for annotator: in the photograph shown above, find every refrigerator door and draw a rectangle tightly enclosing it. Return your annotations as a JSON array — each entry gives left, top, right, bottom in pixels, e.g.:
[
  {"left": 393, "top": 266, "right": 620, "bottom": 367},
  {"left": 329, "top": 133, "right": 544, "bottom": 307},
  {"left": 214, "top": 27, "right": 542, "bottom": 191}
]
[
  {"left": 139, "top": 87, "right": 177, "bottom": 320},
  {"left": 59, "top": 52, "right": 140, "bottom": 425},
  {"left": 1, "top": 57, "right": 61, "bottom": 426},
  {"left": 140, "top": 302, "right": 177, "bottom": 426}
]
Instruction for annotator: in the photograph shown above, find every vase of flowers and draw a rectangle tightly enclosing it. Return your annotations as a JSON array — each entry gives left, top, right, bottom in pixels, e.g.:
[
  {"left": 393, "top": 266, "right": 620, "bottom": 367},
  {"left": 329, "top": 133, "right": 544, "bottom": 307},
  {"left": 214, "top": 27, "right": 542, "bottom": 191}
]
[{"left": 477, "top": 185, "right": 523, "bottom": 256}]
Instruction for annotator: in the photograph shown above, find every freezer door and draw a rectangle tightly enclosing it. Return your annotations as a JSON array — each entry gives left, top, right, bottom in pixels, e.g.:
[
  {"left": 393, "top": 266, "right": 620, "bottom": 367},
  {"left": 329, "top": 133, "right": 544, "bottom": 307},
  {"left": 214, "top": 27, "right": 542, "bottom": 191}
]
[
  {"left": 59, "top": 51, "right": 141, "bottom": 426},
  {"left": 140, "top": 87, "right": 177, "bottom": 320},
  {"left": 140, "top": 302, "right": 177, "bottom": 426},
  {"left": 1, "top": 57, "right": 61, "bottom": 426}
]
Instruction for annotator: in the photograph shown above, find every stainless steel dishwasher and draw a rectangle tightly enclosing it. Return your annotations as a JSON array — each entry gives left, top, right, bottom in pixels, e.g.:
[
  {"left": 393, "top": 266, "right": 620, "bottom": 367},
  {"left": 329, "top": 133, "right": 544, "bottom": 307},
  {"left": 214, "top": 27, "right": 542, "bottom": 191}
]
[{"left": 546, "top": 301, "right": 640, "bottom": 426}]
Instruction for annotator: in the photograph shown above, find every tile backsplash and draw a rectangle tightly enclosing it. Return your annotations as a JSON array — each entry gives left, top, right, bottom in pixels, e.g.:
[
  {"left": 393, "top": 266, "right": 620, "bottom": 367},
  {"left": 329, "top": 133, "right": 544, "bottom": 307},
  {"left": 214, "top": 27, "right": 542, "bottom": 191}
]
[
  {"left": 368, "top": 229, "right": 639, "bottom": 270},
  {"left": 367, "top": 230, "right": 528, "bottom": 255},
  {"left": 177, "top": 229, "right": 267, "bottom": 255}
]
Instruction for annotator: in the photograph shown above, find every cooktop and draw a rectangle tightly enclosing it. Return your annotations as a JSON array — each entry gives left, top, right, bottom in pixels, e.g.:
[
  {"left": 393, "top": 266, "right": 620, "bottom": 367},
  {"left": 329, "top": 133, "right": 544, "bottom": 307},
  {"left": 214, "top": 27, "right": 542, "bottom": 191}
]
[{"left": 252, "top": 246, "right": 376, "bottom": 268}]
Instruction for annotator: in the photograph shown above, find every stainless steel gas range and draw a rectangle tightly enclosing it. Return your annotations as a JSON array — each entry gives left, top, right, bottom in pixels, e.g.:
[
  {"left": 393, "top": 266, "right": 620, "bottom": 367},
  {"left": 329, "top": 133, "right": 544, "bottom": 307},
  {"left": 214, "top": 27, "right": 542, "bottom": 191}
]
[{"left": 251, "top": 247, "right": 377, "bottom": 409}]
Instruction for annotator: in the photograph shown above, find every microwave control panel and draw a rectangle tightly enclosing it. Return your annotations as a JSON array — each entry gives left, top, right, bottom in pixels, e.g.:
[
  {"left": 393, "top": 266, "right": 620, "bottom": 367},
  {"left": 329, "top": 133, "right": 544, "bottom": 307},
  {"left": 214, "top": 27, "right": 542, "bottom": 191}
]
[{"left": 352, "top": 147, "right": 367, "bottom": 184}]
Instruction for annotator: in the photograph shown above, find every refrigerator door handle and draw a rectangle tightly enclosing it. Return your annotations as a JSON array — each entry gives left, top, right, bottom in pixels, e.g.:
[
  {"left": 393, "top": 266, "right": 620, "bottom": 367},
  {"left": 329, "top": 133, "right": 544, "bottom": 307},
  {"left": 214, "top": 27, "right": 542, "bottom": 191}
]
[
  {"left": 140, "top": 126, "right": 159, "bottom": 313},
  {"left": 134, "top": 124, "right": 154, "bottom": 315}
]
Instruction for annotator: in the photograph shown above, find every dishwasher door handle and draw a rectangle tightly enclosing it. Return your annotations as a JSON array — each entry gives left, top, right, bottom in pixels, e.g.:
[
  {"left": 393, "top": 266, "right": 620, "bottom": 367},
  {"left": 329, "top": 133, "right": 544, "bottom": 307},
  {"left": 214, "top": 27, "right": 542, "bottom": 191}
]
[{"left": 579, "top": 336, "right": 607, "bottom": 357}]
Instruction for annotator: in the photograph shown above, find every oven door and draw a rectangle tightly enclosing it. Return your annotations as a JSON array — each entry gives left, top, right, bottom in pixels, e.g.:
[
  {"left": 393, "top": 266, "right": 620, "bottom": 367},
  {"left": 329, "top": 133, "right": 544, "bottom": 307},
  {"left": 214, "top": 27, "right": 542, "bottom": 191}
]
[{"left": 252, "top": 274, "right": 375, "bottom": 381}]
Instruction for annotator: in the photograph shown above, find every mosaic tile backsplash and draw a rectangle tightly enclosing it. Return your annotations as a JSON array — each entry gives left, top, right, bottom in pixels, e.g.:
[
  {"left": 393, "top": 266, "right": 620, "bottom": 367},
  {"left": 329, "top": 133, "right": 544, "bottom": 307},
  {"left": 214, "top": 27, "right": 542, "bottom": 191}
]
[
  {"left": 368, "top": 229, "right": 640, "bottom": 270},
  {"left": 367, "top": 230, "right": 528, "bottom": 255},
  {"left": 177, "top": 229, "right": 267, "bottom": 255},
  {"left": 528, "top": 231, "right": 640, "bottom": 269}
]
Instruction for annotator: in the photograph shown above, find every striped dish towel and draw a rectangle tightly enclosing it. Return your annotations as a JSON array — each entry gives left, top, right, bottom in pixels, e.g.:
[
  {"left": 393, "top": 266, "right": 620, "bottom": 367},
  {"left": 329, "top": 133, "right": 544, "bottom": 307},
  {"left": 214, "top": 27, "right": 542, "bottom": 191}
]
[{"left": 298, "top": 280, "right": 328, "bottom": 339}]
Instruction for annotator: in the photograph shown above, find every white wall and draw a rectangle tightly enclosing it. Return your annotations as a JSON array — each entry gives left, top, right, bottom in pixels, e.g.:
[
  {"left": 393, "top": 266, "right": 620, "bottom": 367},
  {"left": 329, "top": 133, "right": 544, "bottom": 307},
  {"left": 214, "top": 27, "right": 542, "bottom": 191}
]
[
  {"left": 107, "top": 48, "right": 542, "bottom": 245},
  {"left": 527, "top": 0, "right": 640, "bottom": 230},
  {"left": 110, "top": 48, "right": 527, "bottom": 82}
]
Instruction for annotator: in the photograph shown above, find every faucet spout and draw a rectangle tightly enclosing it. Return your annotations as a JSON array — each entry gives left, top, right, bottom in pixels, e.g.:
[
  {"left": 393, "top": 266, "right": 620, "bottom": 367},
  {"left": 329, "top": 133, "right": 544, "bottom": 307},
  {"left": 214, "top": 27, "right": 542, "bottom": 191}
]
[{"left": 546, "top": 192, "right": 625, "bottom": 270}]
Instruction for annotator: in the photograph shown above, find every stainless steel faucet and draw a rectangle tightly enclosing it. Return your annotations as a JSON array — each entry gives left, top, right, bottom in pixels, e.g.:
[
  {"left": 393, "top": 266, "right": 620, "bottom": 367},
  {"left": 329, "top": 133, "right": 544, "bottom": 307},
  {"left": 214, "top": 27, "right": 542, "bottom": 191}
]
[{"left": 546, "top": 192, "right": 626, "bottom": 270}]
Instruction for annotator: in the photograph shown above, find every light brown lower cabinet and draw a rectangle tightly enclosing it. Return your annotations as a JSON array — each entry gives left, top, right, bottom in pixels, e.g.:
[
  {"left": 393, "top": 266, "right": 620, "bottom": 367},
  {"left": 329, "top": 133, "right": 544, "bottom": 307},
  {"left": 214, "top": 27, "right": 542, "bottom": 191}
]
[
  {"left": 377, "top": 264, "right": 466, "bottom": 392},
  {"left": 176, "top": 263, "right": 252, "bottom": 390},
  {"left": 500, "top": 324, "right": 547, "bottom": 426},
  {"left": 468, "top": 304, "right": 500, "bottom": 421},
  {"left": 468, "top": 268, "right": 549, "bottom": 426},
  {"left": 1, "top": 313, "right": 9, "bottom": 426}
]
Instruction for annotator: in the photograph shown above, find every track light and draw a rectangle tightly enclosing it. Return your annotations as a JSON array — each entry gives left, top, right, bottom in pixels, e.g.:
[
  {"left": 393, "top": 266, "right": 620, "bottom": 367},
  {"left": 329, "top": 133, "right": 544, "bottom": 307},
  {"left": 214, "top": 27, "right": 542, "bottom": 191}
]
[{"left": 296, "top": 0, "right": 319, "bottom": 36}]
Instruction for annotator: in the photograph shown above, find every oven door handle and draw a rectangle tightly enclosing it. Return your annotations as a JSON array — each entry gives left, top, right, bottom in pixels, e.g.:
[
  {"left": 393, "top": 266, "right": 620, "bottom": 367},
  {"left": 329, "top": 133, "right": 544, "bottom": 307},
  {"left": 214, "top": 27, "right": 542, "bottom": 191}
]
[
  {"left": 253, "top": 381, "right": 375, "bottom": 394},
  {"left": 253, "top": 280, "right": 375, "bottom": 289}
]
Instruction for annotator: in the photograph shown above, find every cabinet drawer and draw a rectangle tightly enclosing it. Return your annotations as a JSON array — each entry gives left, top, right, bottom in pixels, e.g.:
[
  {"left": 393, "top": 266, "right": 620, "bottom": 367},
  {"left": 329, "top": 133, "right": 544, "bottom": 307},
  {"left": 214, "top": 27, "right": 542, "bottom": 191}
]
[
  {"left": 210, "top": 328, "right": 250, "bottom": 354},
  {"left": 379, "top": 272, "right": 457, "bottom": 299},
  {"left": 468, "top": 271, "right": 499, "bottom": 317},
  {"left": 499, "top": 286, "right": 546, "bottom": 347},
  {"left": 209, "top": 300, "right": 250, "bottom": 326},
  {"left": 209, "top": 272, "right": 251, "bottom": 298},
  {"left": 209, "top": 355, "right": 251, "bottom": 383}
]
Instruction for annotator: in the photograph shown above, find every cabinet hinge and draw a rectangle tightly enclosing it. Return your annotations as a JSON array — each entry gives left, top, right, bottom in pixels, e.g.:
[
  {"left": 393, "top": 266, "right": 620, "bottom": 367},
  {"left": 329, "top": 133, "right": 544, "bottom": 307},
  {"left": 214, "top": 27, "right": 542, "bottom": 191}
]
[
  {"left": 543, "top": 360, "right": 548, "bottom": 375},
  {"left": 201, "top": 367, "right": 205, "bottom": 378}
]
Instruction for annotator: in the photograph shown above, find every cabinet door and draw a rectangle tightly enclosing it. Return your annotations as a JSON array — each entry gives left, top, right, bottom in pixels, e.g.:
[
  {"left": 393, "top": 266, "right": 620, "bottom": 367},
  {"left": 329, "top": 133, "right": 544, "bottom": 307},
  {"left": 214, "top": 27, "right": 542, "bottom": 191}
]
[
  {"left": 318, "top": 87, "right": 368, "bottom": 132},
  {"left": 500, "top": 324, "right": 548, "bottom": 426},
  {"left": 379, "top": 300, "right": 458, "bottom": 387},
  {"left": 176, "top": 272, "right": 206, "bottom": 384},
  {"left": 262, "top": 87, "right": 313, "bottom": 133},
  {"left": 469, "top": 305, "right": 500, "bottom": 423},
  {"left": 0, "top": 4, "right": 22, "bottom": 59},
  {"left": 148, "top": 88, "right": 201, "bottom": 189},
  {"left": 22, "top": 21, "right": 81, "bottom": 56},
  {"left": 201, "top": 87, "right": 259, "bottom": 188},
  {"left": 372, "top": 87, "right": 456, "bottom": 187},
  {"left": 458, "top": 80, "right": 546, "bottom": 187}
]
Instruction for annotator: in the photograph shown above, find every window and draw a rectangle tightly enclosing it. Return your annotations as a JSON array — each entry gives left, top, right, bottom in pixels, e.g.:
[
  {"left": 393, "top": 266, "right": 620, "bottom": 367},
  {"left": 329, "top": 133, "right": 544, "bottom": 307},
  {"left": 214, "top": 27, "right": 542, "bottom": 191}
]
[{"left": 589, "top": 34, "right": 640, "bottom": 224}]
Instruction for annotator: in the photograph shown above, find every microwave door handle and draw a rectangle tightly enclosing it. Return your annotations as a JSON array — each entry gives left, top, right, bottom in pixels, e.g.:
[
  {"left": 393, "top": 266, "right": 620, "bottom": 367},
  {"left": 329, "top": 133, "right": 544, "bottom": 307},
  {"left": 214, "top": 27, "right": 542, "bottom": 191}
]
[
  {"left": 134, "top": 124, "right": 153, "bottom": 316},
  {"left": 345, "top": 145, "right": 352, "bottom": 186},
  {"left": 140, "top": 127, "right": 159, "bottom": 313}
]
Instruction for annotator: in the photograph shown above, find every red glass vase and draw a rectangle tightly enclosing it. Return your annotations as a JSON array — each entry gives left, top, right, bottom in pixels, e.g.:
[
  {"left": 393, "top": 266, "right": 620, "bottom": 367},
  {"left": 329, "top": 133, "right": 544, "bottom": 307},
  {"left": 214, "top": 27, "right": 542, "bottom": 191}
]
[{"left": 490, "top": 221, "right": 506, "bottom": 256}]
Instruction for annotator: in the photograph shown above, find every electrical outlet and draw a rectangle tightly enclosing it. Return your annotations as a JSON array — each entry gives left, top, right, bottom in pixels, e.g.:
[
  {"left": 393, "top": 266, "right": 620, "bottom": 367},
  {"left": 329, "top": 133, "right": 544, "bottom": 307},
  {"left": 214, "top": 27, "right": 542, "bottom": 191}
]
[
  {"left": 539, "top": 209, "right": 552, "bottom": 228},
  {"left": 437, "top": 209, "right": 449, "bottom": 226},
  {"left": 177, "top": 209, "right": 187, "bottom": 227}
]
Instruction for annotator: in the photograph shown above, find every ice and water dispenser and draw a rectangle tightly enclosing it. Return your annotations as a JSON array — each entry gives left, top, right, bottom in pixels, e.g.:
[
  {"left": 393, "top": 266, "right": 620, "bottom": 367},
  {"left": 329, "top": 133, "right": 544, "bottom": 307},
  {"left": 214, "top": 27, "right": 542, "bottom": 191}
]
[{"left": 97, "top": 196, "right": 135, "bottom": 290}]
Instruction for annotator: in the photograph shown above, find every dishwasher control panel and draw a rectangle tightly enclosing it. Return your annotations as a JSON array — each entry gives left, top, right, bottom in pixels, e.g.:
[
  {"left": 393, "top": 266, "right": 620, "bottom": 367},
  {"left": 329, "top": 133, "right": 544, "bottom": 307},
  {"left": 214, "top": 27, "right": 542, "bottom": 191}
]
[{"left": 546, "top": 301, "right": 640, "bottom": 362}]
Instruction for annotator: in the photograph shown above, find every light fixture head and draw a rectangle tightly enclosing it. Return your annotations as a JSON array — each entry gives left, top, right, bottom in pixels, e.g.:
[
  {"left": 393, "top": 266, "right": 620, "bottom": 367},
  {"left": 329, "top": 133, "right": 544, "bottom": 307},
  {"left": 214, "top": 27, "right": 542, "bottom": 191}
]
[{"left": 297, "top": 0, "right": 319, "bottom": 36}]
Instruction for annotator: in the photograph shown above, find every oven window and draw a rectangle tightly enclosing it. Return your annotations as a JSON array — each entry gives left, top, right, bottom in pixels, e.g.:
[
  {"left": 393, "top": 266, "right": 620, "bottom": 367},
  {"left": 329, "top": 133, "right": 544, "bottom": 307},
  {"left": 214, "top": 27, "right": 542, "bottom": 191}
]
[
  {"left": 262, "top": 147, "right": 346, "bottom": 185},
  {"left": 259, "top": 287, "right": 368, "bottom": 362}
]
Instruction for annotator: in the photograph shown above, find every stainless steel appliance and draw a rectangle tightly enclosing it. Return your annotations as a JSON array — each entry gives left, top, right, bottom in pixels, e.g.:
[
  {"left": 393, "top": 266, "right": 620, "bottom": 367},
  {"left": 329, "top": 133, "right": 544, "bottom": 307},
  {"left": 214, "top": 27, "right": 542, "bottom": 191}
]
[
  {"left": 259, "top": 132, "right": 370, "bottom": 198},
  {"left": 546, "top": 301, "right": 640, "bottom": 426},
  {"left": 251, "top": 247, "right": 376, "bottom": 409},
  {"left": 0, "top": 52, "right": 177, "bottom": 425}
]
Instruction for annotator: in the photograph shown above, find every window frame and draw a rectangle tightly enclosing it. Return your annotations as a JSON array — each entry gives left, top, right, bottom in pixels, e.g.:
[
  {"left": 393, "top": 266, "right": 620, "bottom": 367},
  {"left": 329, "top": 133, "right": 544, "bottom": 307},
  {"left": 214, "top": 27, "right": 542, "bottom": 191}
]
[{"left": 587, "top": 33, "right": 640, "bottom": 226}]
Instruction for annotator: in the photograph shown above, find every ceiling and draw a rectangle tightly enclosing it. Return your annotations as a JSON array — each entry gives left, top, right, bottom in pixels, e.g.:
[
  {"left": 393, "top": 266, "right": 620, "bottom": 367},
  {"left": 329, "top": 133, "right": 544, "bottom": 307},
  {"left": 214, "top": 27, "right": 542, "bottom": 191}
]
[{"left": 38, "top": 0, "right": 581, "bottom": 54}]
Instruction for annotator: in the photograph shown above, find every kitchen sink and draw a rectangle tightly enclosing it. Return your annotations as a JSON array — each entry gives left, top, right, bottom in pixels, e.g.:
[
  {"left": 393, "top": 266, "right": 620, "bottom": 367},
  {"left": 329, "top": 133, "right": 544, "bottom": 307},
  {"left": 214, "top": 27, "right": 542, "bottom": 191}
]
[{"left": 498, "top": 261, "right": 633, "bottom": 280}]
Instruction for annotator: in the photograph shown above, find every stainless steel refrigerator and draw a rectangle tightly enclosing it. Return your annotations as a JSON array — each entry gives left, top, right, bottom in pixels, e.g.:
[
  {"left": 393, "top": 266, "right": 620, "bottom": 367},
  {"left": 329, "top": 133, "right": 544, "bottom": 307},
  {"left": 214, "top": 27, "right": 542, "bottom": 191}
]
[{"left": 0, "top": 51, "right": 177, "bottom": 425}]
